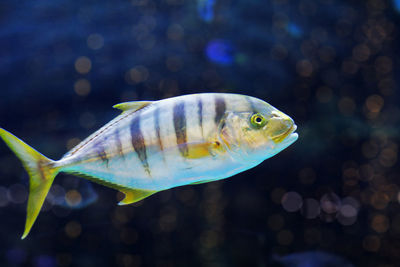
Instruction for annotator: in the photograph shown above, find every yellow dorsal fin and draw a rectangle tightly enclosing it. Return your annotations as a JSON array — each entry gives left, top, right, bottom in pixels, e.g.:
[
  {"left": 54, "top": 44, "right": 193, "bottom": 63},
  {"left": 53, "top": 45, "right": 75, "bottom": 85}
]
[
  {"left": 118, "top": 188, "right": 157, "bottom": 205},
  {"left": 113, "top": 101, "right": 153, "bottom": 112}
]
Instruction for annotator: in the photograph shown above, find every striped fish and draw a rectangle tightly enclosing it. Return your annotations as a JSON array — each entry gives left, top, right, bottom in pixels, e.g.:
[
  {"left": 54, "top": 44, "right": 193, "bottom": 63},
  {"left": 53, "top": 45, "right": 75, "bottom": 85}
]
[{"left": 0, "top": 93, "right": 298, "bottom": 239}]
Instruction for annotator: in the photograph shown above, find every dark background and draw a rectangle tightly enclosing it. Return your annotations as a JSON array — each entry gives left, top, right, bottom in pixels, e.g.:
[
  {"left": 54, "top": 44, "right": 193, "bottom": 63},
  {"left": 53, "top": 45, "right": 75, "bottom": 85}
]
[{"left": 0, "top": 0, "right": 399, "bottom": 266}]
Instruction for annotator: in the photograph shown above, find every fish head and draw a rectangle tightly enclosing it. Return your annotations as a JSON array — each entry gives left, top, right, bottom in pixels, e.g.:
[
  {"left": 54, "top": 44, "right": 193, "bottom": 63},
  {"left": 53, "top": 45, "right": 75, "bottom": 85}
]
[{"left": 218, "top": 99, "right": 298, "bottom": 163}]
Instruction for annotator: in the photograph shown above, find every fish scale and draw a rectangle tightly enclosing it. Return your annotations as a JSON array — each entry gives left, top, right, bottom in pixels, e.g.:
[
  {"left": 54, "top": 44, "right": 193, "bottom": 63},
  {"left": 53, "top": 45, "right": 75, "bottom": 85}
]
[{"left": 0, "top": 93, "right": 298, "bottom": 238}]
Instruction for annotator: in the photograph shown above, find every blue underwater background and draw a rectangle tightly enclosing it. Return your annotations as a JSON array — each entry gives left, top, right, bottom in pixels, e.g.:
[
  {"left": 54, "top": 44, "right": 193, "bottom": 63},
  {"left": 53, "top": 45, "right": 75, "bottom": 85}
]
[{"left": 0, "top": 0, "right": 400, "bottom": 266}]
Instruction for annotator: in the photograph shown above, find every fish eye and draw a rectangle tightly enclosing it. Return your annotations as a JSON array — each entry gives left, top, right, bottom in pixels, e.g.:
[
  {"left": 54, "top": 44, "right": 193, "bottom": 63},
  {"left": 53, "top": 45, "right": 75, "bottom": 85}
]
[{"left": 250, "top": 113, "right": 267, "bottom": 128}]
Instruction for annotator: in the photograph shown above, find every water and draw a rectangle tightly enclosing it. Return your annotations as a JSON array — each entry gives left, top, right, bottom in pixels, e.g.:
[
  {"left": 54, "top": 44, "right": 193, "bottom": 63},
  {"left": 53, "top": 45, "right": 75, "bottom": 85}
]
[{"left": 0, "top": 0, "right": 399, "bottom": 266}]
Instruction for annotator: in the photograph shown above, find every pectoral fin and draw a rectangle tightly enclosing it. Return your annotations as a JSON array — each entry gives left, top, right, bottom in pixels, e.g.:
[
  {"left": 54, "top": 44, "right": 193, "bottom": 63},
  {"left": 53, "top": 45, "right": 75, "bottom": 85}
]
[
  {"left": 118, "top": 188, "right": 157, "bottom": 205},
  {"left": 181, "top": 141, "right": 225, "bottom": 159}
]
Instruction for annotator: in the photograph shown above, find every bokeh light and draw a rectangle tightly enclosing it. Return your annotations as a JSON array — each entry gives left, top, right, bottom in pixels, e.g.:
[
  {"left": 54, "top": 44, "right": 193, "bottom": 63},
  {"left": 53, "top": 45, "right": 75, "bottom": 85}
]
[
  {"left": 281, "top": 192, "right": 303, "bottom": 212},
  {"left": 125, "top": 66, "right": 149, "bottom": 84},
  {"left": 301, "top": 198, "right": 320, "bottom": 219},
  {"left": 34, "top": 255, "right": 56, "bottom": 267},
  {"left": 320, "top": 193, "right": 341, "bottom": 214},
  {"left": 205, "top": 39, "right": 234, "bottom": 65},
  {"left": 363, "top": 235, "right": 381, "bottom": 252},
  {"left": 0, "top": 186, "right": 9, "bottom": 207},
  {"left": 0, "top": 0, "right": 399, "bottom": 266},
  {"left": 74, "top": 79, "right": 91, "bottom": 96},
  {"left": 87, "top": 33, "right": 104, "bottom": 50},
  {"left": 6, "top": 248, "right": 27, "bottom": 265},
  {"left": 74, "top": 56, "right": 92, "bottom": 74},
  {"left": 7, "top": 184, "right": 28, "bottom": 204},
  {"left": 65, "top": 221, "right": 82, "bottom": 238},
  {"left": 197, "top": 0, "right": 215, "bottom": 22}
]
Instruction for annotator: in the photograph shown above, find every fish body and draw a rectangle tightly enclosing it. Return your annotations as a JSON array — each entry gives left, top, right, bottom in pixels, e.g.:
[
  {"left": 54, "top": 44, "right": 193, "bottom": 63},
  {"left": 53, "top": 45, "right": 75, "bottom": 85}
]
[{"left": 0, "top": 93, "right": 298, "bottom": 238}]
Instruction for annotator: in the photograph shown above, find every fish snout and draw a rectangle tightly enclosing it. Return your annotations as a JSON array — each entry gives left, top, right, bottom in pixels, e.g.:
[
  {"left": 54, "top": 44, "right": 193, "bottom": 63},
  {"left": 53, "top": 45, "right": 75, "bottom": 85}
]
[{"left": 268, "top": 112, "right": 296, "bottom": 143}]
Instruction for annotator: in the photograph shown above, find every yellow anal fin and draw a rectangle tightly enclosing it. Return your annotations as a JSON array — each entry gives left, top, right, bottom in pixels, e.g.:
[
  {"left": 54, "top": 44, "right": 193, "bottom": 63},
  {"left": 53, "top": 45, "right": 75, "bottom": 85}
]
[
  {"left": 113, "top": 101, "right": 153, "bottom": 113},
  {"left": 0, "top": 128, "right": 60, "bottom": 239},
  {"left": 118, "top": 188, "right": 157, "bottom": 205}
]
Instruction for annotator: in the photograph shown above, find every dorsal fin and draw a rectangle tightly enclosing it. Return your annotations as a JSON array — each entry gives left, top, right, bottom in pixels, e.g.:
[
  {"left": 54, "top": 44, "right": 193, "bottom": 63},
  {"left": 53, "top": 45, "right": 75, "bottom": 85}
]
[{"left": 113, "top": 101, "right": 153, "bottom": 112}]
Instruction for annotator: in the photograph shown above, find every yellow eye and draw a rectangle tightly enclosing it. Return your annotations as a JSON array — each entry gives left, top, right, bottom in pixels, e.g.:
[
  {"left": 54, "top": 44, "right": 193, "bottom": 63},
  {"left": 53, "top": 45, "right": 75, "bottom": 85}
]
[{"left": 250, "top": 113, "right": 267, "bottom": 128}]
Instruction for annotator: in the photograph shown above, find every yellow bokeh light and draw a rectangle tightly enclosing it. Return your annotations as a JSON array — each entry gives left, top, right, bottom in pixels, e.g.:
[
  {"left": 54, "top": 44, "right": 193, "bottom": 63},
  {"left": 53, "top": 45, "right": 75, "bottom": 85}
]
[
  {"left": 75, "top": 56, "right": 92, "bottom": 74},
  {"left": 65, "top": 190, "right": 82, "bottom": 207},
  {"left": 65, "top": 221, "right": 82, "bottom": 238},
  {"left": 74, "top": 78, "right": 91, "bottom": 96}
]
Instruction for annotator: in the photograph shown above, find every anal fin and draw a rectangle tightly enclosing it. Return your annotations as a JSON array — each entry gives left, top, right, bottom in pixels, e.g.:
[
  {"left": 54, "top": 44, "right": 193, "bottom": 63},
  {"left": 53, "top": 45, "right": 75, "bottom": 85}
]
[{"left": 118, "top": 188, "right": 157, "bottom": 205}]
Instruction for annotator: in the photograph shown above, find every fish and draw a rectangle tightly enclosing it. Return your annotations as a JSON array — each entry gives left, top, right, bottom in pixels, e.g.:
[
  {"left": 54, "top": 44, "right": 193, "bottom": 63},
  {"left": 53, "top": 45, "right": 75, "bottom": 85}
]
[{"left": 0, "top": 93, "right": 298, "bottom": 239}]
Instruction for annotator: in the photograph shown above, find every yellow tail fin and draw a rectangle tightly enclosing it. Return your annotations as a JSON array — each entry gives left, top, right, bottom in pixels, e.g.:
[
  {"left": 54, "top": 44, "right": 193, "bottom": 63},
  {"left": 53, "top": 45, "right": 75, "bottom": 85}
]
[{"left": 0, "top": 128, "right": 60, "bottom": 239}]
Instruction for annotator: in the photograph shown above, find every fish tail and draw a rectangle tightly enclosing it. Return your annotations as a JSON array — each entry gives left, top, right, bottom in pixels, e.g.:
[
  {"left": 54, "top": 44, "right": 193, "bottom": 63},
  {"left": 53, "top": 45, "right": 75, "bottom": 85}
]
[{"left": 0, "top": 128, "right": 60, "bottom": 239}]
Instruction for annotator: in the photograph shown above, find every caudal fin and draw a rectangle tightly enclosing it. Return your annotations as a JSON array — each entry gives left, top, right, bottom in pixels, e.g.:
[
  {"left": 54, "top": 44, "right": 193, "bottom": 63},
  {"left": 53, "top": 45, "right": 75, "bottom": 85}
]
[{"left": 0, "top": 128, "right": 60, "bottom": 239}]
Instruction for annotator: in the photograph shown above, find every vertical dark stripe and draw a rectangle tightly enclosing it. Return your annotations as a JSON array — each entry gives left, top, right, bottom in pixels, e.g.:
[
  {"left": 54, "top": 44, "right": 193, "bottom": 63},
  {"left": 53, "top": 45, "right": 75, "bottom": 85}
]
[
  {"left": 154, "top": 107, "right": 164, "bottom": 151},
  {"left": 173, "top": 102, "right": 188, "bottom": 157},
  {"left": 130, "top": 115, "right": 151, "bottom": 176},
  {"left": 197, "top": 97, "right": 204, "bottom": 138},
  {"left": 214, "top": 96, "right": 226, "bottom": 124},
  {"left": 94, "top": 141, "right": 109, "bottom": 167},
  {"left": 114, "top": 127, "right": 124, "bottom": 159}
]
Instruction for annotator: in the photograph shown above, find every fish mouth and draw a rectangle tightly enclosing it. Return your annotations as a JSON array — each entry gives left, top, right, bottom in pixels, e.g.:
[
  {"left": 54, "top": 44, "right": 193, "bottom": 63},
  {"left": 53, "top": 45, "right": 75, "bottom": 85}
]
[{"left": 272, "top": 124, "right": 298, "bottom": 143}]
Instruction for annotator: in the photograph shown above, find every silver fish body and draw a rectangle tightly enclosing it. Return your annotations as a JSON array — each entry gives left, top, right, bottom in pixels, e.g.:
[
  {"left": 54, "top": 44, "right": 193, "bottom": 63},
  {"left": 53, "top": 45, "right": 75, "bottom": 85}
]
[{"left": 0, "top": 93, "right": 298, "bottom": 238}]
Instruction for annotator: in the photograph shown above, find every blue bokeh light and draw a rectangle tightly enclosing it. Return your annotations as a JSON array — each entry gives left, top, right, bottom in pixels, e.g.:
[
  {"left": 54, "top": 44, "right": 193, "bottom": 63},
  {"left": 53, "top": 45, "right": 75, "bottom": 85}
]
[
  {"left": 197, "top": 0, "right": 216, "bottom": 22},
  {"left": 206, "top": 39, "right": 234, "bottom": 65},
  {"left": 394, "top": 0, "right": 400, "bottom": 12},
  {"left": 286, "top": 22, "right": 303, "bottom": 38},
  {"left": 6, "top": 248, "right": 27, "bottom": 265},
  {"left": 274, "top": 251, "right": 354, "bottom": 267},
  {"left": 64, "top": 180, "right": 98, "bottom": 210},
  {"left": 34, "top": 255, "right": 56, "bottom": 267},
  {"left": 48, "top": 180, "right": 98, "bottom": 210}
]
